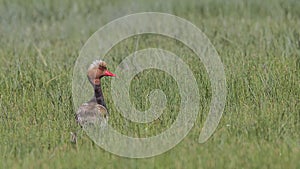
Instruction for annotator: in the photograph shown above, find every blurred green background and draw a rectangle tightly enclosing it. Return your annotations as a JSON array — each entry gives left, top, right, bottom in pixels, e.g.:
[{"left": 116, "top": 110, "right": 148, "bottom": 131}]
[{"left": 0, "top": 0, "right": 299, "bottom": 168}]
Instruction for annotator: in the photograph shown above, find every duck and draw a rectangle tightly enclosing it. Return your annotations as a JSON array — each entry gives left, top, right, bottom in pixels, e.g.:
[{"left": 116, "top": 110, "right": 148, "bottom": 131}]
[{"left": 75, "top": 60, "right": 116, "bottom": 128}]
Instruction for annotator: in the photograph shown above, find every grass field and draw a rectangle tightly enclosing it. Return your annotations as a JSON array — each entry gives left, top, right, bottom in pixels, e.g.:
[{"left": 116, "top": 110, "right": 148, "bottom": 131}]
[{"left": 0, "top": 0, "right": 300, "bottom": 168}]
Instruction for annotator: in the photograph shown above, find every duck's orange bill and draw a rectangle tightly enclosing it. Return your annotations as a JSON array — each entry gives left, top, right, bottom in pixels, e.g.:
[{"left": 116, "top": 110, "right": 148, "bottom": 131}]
[{"left": 104, "top": 70, "right": 116, "bottom": 77}]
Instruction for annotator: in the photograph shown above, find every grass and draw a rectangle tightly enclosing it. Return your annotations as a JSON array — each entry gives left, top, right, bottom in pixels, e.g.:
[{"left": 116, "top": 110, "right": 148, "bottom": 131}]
[{"left": 0, "top": 0, "right": 300, "bottom": 168}]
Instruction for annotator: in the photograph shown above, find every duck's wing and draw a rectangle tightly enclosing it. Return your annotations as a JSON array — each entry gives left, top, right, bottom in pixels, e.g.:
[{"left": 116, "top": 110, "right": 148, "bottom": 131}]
[{"left": 76, "top": 102, "right": 108, "bottom": 127}]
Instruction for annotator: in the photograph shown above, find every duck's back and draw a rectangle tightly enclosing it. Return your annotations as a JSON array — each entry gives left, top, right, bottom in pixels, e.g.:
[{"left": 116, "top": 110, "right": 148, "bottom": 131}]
[{"left": 76, "top": 102, "right": 108, "bottom": 127}]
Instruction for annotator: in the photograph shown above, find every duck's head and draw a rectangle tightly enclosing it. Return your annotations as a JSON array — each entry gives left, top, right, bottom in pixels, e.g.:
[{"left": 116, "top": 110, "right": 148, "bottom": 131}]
[{"left": 87, "top": 60, "right": 116, "bottom": 85}]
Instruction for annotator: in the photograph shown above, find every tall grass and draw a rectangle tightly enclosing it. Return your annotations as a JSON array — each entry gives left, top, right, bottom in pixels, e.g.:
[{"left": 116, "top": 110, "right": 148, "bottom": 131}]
[{"left": 0, "top": 0, "right": 299, "bottom": 168}]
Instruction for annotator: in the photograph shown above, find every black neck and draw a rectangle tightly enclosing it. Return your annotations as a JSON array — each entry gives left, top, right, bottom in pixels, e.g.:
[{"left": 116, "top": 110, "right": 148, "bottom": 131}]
[{"left": 94, "top": 84, "right": 107, "bottom": 108}]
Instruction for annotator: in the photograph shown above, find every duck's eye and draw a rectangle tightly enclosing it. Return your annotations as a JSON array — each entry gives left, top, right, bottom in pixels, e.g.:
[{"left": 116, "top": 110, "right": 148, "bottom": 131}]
[{"left": 98, "top": 66, "right": 106, "bottom": 70}]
